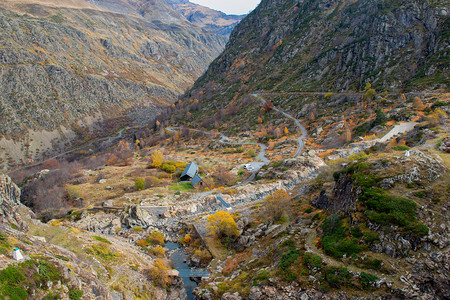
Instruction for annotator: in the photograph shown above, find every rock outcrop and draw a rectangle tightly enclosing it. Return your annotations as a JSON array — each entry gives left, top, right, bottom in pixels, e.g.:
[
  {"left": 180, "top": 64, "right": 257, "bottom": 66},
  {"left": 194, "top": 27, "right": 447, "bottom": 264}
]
[{"left": 0, "top": 174, "right": 31, "bottom": 230}]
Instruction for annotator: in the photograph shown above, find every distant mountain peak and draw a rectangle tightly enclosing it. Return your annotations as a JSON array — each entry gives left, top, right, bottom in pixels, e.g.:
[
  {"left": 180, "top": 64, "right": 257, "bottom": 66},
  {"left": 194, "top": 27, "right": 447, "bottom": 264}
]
[{"left": 166, "top": 0, "right": 245, "bottom": 35}]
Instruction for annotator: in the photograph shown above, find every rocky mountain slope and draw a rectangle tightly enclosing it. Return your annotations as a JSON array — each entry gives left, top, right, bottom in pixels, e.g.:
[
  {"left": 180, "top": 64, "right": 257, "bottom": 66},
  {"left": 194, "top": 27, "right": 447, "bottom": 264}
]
[
  {"left": 166, "top": 0, "right": 245, "bottom": 36},
  {"left": 0, "top": 0, "right": 228, "bottom": 169},
  {"left": 189, "top": 0, "right": 448, "bottom": 104},
  {"left": 0, "top": 173, "right": 187, "bottom": 299}
]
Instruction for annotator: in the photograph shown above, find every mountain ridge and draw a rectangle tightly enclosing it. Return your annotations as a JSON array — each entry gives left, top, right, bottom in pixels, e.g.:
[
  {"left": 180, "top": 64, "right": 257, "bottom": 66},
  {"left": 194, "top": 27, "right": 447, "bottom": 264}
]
[
  {"left": 190, "top": 0, "right": 448, "bottom": 101},
  {"left": 0, "top": 0, "right": 231, "bottom": 170}
]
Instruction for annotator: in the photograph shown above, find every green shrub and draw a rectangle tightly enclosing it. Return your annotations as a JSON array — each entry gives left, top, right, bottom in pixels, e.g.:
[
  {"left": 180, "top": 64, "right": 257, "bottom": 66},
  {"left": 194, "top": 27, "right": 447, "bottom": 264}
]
[
  {"left": 351, "top": 227, "right": 362, "bottom": 238},
  {"left": 304, "top": 252, "right": 322, "bottom": 269},
  {"left": 321, "top": 216, "right": 363, "bottom": 258},
  {"left": 279, "top": 250, "right": 301, "bottom": 270},
  {"left": 363, "top": 231, "right": 379, "bottom": 243},
  {"left": 322, "top": 266, "right": 351, "bottom": 288},
  {"left": 414, "top": 191, "right": 425, "bottom": 198},
  {"left": 392, "top": 145, "right": 410, "bottom": 151},
  {"left": 271, "top": 160, "right": 283, "bottom": 168},
  {"left": 0, "top": 231, "right": 11, "bottom": 255},
  {"left": 341, "top": 161, "right": 427, "bottom": 237},
  {"left": 280, "top": 239, "right": 295, "bottom": 248},
  {"left": 363, "top": 258, "right": 382, "bottom": 270},
  {"left": 68, "top": 289, "right": 83, "bottom": 300},
  {"left": 135, "top": 177, "right": 146, "bottom": 190},
  {"left": 322, "top": 236, "right": 362, "bottom": 258},
  {"left": 373, "top": 109, "right": 387, "bottom": 126},
  {"left": 67, "top": 210, "right": 83, "bottom": 222},
  {"left": 234, "top": 147, "right": 244, "bottom": 153},
  {"left": 278, "top": 249, "right": 301, "bottom": 281},
  {"left": 431, "top": 101, "right": 447, "bottom": 109},
  {"left": 408, "top": 223, "right": 429, "bottom": 237},
  {"left": 362, "top": 188, "right": 417, "bottom": 226},
  {"left": 253, "top": 270, "right": 270, "bottom": 285},
  {"left": 359, "top": 272, "right": 378, "bottom": 289}
]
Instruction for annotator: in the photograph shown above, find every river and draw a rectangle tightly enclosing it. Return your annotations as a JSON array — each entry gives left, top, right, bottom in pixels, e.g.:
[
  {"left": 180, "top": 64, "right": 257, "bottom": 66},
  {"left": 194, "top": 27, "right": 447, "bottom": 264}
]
[{"left": 165, "top": 242, "right": 208, "bottom": 300}]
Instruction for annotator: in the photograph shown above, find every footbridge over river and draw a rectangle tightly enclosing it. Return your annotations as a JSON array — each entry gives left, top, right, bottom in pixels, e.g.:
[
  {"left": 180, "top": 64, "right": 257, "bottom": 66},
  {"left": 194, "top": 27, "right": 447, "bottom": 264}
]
[{"left": 177, "top": 269, "right": 210, "bottom": 278}]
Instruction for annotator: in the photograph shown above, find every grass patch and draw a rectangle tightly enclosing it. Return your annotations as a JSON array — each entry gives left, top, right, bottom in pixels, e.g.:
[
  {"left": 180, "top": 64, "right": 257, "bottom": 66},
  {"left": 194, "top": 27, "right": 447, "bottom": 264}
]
[
  {"left": 0, "top": 258, "right": 64, "bottom": 299},
  {"left": 0, "top": 231, "right": 11, "bottom": 255},
  {"left": 68, "top": 289, "right": 84, "bottom": 300},
  {"left": 359, "top": 272, "right": 378, "bottom": 290},
  {"left": 93, "top": 236, "right": 112, "bottom": 245},
  {"left": 168, "top": 182, "right": 194, "bottom": 192},
  {"left": 392, "top": 145, "right": 410, "bottom": 151},
  {"left": 85, "top": 243, "right": 121, "bottom": 262}
]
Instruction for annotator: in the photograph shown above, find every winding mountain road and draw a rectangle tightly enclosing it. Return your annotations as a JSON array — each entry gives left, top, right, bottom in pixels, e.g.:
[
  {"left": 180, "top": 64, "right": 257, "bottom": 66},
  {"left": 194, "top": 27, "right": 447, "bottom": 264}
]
[
  {"left": 164, "top": 93, "right": 308, "bottom": 209},
  {"left": 252, "top": 94, "right": 307, "bottom": 157}
]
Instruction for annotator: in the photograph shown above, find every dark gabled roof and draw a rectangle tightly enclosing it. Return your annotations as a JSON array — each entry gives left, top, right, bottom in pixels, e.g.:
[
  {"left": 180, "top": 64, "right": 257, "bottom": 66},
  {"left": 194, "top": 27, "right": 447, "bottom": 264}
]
[
  {"left": 191, "top": 174, "right": 203, "bottom": 187},
  {"left": 181, "top": 162, "right": 198, "bottom": 179}
]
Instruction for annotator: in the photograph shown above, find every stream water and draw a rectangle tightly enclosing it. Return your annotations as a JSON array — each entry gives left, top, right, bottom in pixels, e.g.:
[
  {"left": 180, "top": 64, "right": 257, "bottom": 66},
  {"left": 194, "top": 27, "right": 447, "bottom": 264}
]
[{"left": 166, "top": 242, "right": 207, "bottom": 300}]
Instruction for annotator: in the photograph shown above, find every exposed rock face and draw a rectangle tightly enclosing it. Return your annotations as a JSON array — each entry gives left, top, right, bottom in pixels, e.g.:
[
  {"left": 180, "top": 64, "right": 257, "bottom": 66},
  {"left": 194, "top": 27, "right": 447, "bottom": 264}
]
[
  {"left": 409, "top": 251, "right": 450, "bottom": 300},
  {"left": 74, "top": 212, "right": 121, "bottom": 235},
  {"left": 189, "top": 0, "right": 448, "bottom": 107},
  {"left": 121, "top": 204, "right": 154, "bottom": 228},
  {"left": 0, "top": 174, "right": 31, "bottom": 230},
  {"left": 380, "top": 150, "right": 446, "bottom": 189},
  {"left": 439, "top": 136, "right": 450, "bottom": 153},
  {"left": 0, "top": 0, "right": 227, "bottom": 169}
]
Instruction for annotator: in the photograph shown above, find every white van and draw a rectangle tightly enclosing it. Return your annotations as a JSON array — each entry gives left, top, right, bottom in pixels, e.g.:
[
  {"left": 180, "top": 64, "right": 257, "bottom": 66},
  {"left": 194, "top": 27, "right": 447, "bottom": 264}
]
[{"left": 244, "top": 164, "right": 254, "bottom": 171}]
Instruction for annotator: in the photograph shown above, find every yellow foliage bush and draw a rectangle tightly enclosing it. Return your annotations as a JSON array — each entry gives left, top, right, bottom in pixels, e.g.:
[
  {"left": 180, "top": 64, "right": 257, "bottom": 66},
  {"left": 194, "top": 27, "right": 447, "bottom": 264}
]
[
  {"left": 147, "top": 231, "right": 164, "bottom": 246},
  {"left": 144, "top": 259, "right": 172, "bottom": 288},
  {"left": 264, "top": 189, "right": 290, "bottom": 221},
  {"left": 206, "top": 211, "right": 240, "bottom": 239},
  {"left": 137, "top": 239, "right": 149, "bottom": 247},
  {"left": 179, "top": 233, "right": 192, "bottom": 245},
  {"left": 150, "top": 246, "right": 165, "bottom": 257},
  {"left": 150, "top": 150, "right": 164, "bottom": 168}
]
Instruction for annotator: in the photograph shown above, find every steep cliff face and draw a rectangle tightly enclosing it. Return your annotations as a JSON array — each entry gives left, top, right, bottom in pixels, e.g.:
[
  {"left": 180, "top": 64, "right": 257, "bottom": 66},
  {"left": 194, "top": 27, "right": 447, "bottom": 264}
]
[
  {"left": 191, "top": 0, "right": 448, "bottom": 99},
  {"left": 0, "top": 174, "right": 31, "bottom": 230},
  {"left": 0, "top": 0, "right": 227, "bottom": 169}
]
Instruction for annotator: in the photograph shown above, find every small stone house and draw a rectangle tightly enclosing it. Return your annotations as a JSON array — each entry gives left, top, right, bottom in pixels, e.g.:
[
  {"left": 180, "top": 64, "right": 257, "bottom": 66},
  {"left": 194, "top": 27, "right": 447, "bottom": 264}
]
[
  {"left": 180, "top": 162, "right": 198, "bottom": 181},
  {"left": 191, "top": 174, "right": 204, "bottom": 188}
]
